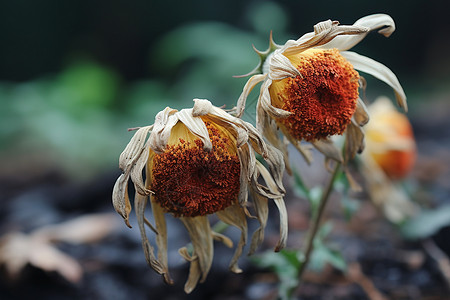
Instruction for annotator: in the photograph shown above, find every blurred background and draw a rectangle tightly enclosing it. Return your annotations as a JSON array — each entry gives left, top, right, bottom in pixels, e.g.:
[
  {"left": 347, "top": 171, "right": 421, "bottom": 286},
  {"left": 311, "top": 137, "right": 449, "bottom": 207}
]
[{"left": 1, "top": 0, "right": 449, "bottom": 299}]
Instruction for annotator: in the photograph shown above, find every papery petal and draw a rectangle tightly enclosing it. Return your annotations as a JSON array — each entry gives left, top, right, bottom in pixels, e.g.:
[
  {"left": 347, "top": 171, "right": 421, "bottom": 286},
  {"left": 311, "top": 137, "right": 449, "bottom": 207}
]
[
  {"left": 282, "top": 20, "right": 368, "bottom": 57},
  {"left": 150, "top": 196, "right": 173, "bottom": 284},
  {"left": 149, "top": 108, "right": 178, "bottom": 153},
  {"left": 192, "top": 98, "right": 213, "bottom": 117},
  {"left": 235, "top": 74, "right": 267, "bottom": 118},
  {"left": 112, "top": 174, "right": 132, "bottom": 227},
  {"left": 216, "top": 204, "right": 248, "bottom": 273},
  {"left": 345, "top": 121, "right": 365, "bottom": 162},
  {"left": 118, "top": 125, "right": 153, "bottom": 171},
  {"left": 268, "top": 52, "right": 301, "bottom": 80},
  {"left": 134, "top": 193, "right": 164, "bottom": 275},
  {"left": 284, "top": 134, "right": 314, "bottom": 165},
  {"left": 178, "top": 247, "right": 202, "bottom": 294},
  {"left": 176, "top": 109, "right": 213, "bottom": 150},
  {"left": 212, "top": 232, "right": 233, "bottom": 248},
  {"left": 354, "top": 98, "right": 370, "bottom": 126},
  {"left": 130, "top": 145, "right": 151, "bottom": 196},
  {"left": 179, "top": 216, "right": 213, "bottom": 283},
  {"left": 259, "top": 79, "right": 292, "bottom": 118},
  {"left": 255, "top": 161, "right": 287, "bottom": 252},
  {"left": 248, "top": 186, "right": 269, "bottom": 255},
  {"left": 319, "top": 14, "right": 395, "bottom": 50},
  {"left": 311, "top": 139, "right": 344, "bottom": 162},
  {"left": 341, "top": 51, "right": 407, "bottom": 111},
  {"left": 236, "top": 145, "right": 251, "bottom": 205}
]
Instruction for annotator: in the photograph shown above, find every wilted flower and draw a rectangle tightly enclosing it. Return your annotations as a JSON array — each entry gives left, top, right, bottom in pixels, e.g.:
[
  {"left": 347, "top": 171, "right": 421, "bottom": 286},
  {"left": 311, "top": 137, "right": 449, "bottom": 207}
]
[
  {"left": 236, "top": 14, "right": 407, "bottom": 166},
  {"left": 360, "top": 96, "right": 417, "bottom": 223},
  {"left": 364, "top": 96, "right": 416, "bottom": 179},
  {"left": 112, "top": 99, "right": 287, "bottom": 293}
]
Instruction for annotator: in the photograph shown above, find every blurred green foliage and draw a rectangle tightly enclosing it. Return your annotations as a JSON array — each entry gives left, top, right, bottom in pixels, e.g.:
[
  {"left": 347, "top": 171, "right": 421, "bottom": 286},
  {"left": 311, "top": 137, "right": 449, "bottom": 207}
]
[{"left": 0, "top": 1, "right": 292, "bottom": 179}]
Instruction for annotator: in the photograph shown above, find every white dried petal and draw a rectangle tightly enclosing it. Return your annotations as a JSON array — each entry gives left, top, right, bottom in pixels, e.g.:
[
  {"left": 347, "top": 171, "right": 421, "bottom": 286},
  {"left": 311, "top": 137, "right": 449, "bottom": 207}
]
[
  {"left": 192, "top": 98, "right": 213, "bottom": 117},
  {"left": 176, "top": 109, "right": 212, "bottom": 151},
  {"left": 342, "top": 51, "right": 407, "bottom": 111}
]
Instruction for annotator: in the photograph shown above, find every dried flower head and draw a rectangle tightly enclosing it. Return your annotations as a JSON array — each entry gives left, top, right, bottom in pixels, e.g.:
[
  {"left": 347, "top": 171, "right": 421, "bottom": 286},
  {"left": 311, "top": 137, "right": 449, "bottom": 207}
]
[
  {"left": 235, "top": 14, "right": 407, "bottom": 167},
  {"left": 359, "top": 96, "right": 417, "bottom": 223},
  {"left": 112, "top": 99, "right": 287, "bottom": 293}
]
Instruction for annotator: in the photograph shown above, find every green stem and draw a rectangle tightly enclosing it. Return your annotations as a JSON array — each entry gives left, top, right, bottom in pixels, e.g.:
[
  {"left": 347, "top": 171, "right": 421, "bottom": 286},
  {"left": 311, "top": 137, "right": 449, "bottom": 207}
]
[{"left": 297, "top": 161, "right": 342, "bottom": 279}]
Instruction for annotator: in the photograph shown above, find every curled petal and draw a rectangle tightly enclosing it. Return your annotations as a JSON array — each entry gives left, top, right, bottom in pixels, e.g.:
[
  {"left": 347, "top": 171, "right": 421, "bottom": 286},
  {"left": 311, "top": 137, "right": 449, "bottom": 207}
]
[
  {"left": 212, "top": 232, "right": 233, "bottom": 248},
  {"left": 134, "top": 193, "right": 164, "bottom": 275},
  {"left": 319, "top": 14, "right": 395, "bottom": 50},
  {"left": 216, "top": 204, "right": 248, "bottom": 273},
  {"left": 354, "top": 98, "right": 370, "bottom": 126},
  {"left": 149, "top": 108, "right": 177, "bottom": 153},
  {"left": 311, "top": 139, "right": 344, "bottom": 163},
  {"left": 180, "top": 216, "right": 213, "bottom": 284},
  {"left": 176, "top": 109, "right": 213, "bottom": 150},
  {"left": 342, "top": 51, "right": 407, "bottom": 111},
  {"left": 130, "top": 145, "right": 152, "bottom": 196},
  {"left": 259, "top": 79, "right": 292, "bottom": 119},
  {"left": 235, "top": 74, "right": 267, "bottom": 118},
  {"left": 282, "top": 20, "right": 368, "bottom": 56},
  {"left": 178, "top": 247, "right": 202, "bottom": 294},
  {"left": 112, "top": 174, "right": 132, "bottom": 228},
  {"left": 248, "top": 186, "right": 269, "bottom": 255},
  {"left": 345, "top": 121, "right": 365, "bottom": 162},
  {"left": 150, "top": 196, "right": 173, "bottom": 284},
  {"left": 255, "top": 161, "right": 288, "bottom": 252},
  {"left": 192, "top": 98, "right": 213, "bottom": 117},
  {"left": 236, "top": 145, "right": 251, "bottom": 205},
  {"left": 268, "top": 52, "right": 301, "bottom": 80},
  {"left": 119, "top": 125, "right": 153, "bottom": 171}
]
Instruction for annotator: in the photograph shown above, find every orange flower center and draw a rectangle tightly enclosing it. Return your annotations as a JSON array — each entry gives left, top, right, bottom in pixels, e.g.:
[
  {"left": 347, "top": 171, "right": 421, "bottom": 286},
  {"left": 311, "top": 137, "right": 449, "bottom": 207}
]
[
  {"left": 271, "top": 48, "right": 359, "bottom": 142},
  {"left": 151, "top": 124, "right": 240, "bottom": 217}
]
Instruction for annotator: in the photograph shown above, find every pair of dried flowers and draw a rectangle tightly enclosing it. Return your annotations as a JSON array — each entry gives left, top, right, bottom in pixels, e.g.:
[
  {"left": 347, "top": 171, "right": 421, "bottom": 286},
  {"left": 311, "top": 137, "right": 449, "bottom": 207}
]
[{"left": 112, "top": 13, "right": 408, "bottom": 293}]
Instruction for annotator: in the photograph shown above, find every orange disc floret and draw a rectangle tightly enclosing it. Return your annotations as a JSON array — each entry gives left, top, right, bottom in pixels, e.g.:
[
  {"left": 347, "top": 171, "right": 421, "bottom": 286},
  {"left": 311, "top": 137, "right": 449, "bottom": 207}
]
[
  {"left": 151, "top": 123, "right": 241, "bottom": 217},
  {"left": 273, "top": 49, "right": 359, "bottom": 142}
]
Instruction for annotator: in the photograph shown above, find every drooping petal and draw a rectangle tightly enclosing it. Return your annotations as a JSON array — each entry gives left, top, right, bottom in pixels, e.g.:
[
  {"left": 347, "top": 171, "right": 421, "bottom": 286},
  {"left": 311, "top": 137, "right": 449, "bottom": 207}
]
[
  {"left": 268, "top": 51, "right": 301, "bottom": 80},
  {"left": 149, "top": 108, "right": 178, "bottom": 153},
  {"left": 354, "top": 98, "right": 370, "bottom": 127},
  {"left": 255, "top": 161, "right": 288, "bottom": 252},
  {"left": 112, "top": 174, "right": 132, "bottom": 227},
  {"left": 178, "top": 247, "right": 202, "bottom": 294},
  {"left": 176, "top": 109, "right": 213, "bottom": 150},
  {"left": 236, "top": 144, "right": 251, "bottom": 205},
  {"left": 256, "top": 105, "right": 293, "bottom": 173},
  {"left": 216, "top": 204, "right": 248, "bottom": 273},
  {"left": 320, "top": 14, "right": 395, "bottom": 51},
  {"left": 134, "top": 193, "right": 164, "bottom": 275},
  {"left": 130, "top": 144, "right": 151, "bottom": 196},
  {"left": 235, "top": 74, "right": 267, "bottom": 118},
  {"left": 259, "top": 79, "right": 292, "bottom": 119},
  {"left": 341, "top": 51, "right": 407, "bottom": 111},
  {"left": 284, "top": 133, "right": 314, "bottom": 165},
  {"left": 118, "top": 125, "right": 153, "bottom": 171},
  {"left": 117, "top": 126, "right": 153, "bottom": 196},
  {"left": 150, "top": 195, "right": 173, "bottom": 284},
  {"left": 248, "top": 186, "right": 269, "bottom": 255},
  {"left": 179, "top": 216, "right": 213, "bottom": 283},
  {"left": 345, "top": 120, "right": 365, "bottom": 162},
  {"left": 212, "top": 231, "right": 233, "bottom": 248},
  {"left": 311, "top": 139, "right": 344, "bottom": 163}
]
